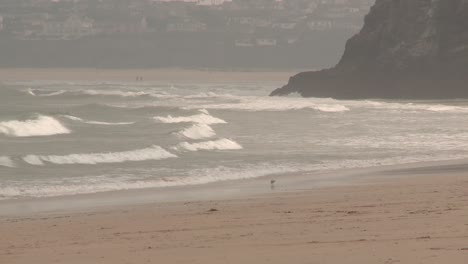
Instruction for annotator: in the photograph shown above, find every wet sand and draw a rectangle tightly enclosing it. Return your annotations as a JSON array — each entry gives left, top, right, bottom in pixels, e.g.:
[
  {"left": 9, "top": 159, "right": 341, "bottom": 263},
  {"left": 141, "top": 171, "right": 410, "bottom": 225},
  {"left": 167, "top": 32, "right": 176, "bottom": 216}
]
[{"left": 1, "top": 162, "right": 467, "bottom": 264}]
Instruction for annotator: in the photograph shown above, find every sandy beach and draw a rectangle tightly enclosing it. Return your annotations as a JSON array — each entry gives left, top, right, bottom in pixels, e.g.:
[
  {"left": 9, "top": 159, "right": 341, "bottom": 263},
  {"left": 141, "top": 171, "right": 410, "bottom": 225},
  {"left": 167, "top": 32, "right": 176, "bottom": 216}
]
[
  {"left": 1, "top": 0, "right": 467, "bottom": 263},
  {"left": 1, "top": 162, "right": 467, "bottom": 264},
  {"left": 0, "top": 68, "right": 299, "bottom": 83}
]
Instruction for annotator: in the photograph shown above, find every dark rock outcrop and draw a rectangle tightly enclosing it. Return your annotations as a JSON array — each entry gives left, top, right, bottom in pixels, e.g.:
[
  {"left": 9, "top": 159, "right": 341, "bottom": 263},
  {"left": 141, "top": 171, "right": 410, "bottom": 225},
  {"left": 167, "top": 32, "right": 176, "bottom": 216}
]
[{"left": 271, "top": 0, "right": 468, "bottom": 99}]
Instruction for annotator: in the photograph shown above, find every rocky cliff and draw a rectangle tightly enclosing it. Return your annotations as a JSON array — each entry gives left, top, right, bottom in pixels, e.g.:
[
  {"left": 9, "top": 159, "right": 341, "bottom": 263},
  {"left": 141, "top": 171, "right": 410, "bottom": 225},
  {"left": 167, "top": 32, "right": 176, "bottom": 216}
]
[{"left": 271, "top": 0, "right": 468, "bottom": 99}]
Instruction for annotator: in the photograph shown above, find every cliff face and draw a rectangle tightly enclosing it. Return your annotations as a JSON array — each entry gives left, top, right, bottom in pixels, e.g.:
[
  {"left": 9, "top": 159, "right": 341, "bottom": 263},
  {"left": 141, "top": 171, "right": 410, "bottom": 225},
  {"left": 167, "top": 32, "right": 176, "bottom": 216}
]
[{"left": 271, "top": 0, "right": 468, "bottom": 99}]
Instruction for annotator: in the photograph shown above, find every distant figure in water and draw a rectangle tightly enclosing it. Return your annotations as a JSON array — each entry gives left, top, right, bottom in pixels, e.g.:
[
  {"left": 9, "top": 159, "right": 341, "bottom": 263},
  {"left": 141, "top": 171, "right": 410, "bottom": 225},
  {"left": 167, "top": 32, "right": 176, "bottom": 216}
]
[{"left": 270, "top": 180, "right": 276, "bottom": 190}]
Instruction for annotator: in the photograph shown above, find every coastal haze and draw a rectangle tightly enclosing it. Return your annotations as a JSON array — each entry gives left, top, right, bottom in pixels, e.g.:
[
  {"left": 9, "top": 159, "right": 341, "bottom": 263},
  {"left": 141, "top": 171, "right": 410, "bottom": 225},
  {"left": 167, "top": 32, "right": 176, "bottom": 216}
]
[
  {"left": 0, "top": 0, "right": 373, "bottom": 69},
  {"left": 1, "top": 1, "right": 468, "bottom": 264}
]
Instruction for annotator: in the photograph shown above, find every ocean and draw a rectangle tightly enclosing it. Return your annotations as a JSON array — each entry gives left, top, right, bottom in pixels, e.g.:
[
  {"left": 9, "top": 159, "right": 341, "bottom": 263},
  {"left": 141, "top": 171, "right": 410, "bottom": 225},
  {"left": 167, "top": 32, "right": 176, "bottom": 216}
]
[{"left": 2, "top": 80, "right": 468, "bottom": 200}]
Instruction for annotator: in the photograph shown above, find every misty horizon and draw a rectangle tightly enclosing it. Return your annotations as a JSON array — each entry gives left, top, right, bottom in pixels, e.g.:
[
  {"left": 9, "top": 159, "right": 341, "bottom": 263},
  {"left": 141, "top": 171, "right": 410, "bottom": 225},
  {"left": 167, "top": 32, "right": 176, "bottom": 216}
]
[
  {"left": 0, "top": 0, "right": 374, "bottom": 69},
  {"left": 1, "top": 1, "right": 468, "bottom": 263}
]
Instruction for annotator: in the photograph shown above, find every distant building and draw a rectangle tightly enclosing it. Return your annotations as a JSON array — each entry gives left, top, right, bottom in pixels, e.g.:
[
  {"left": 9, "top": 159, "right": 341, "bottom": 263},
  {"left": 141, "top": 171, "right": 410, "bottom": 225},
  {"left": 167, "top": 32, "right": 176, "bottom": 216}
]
[
  {"left": 197, "top": 0, "right": 226, "bottom": 6},
  {"left": 236, "top": 38, "right": 278, "bottom": 47},
  {"left": 256, "top": 38, "right": 277, "bottom": 47},
  {"left": 0, "top": 0, "right": 375, "bottom": 41},
  {"left": 286, "top": 37, "right": 299, "bottom": 45},
  {"left": 97, "top": 16, "right": 149, "bottom": 35},
  {"left": 234, "top": 38, "right": 254, "bottom": 47},
  {"left": 229, "top": 17, "right": 254, "bottom": 25},
  {"left": 334, "top": 22, "right": 361, "bottom": 31},
  {"left": 41, "top": 15, "right": 96, "bottom": 40},
  {"left": 167, "top": 19, "right": 207, "bottom": 32},
  {"left": 228, "top": 17, "right": 272, "bottom": 28},
  {"left": 307, "top": 20, "right": 333, "bottom": 31},
  {"left": 272, "top": 22, "right": 297, "bottom": 30},
  {"left": 334, "top": 0, "right": 350, "bottom": 4},
  {"left": 273, "top": 1, "right": 286, "bottom": 10}
]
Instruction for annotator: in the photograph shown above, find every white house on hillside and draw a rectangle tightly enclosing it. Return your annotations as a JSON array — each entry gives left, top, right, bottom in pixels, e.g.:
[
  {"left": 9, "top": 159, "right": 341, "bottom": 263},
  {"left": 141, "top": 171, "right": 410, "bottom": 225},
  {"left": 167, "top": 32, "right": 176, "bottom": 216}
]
[
  {"left": 197, "top": 0, "right": 229, "bottom": 6},
  {"left": 41, "top": 15, "right": 96, "bottom": 40}
]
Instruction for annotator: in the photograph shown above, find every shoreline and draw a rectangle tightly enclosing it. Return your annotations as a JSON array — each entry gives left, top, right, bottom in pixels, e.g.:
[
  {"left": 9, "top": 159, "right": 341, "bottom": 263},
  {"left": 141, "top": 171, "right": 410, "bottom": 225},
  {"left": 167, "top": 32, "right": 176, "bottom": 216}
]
[
  {"left": 1, "top": 159, "right": 467, "bottom": 263},
  {"left": 2, "top": 158, "right": 468, "bottom": 217},
  {"left": 0, "top": 68, "right": 300, "bottom": 83}
]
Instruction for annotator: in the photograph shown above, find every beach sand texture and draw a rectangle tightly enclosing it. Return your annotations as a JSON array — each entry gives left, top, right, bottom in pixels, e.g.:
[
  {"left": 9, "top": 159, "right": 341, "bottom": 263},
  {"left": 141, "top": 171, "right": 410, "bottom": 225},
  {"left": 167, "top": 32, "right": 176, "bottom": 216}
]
[{"left": 1, "top": 172, "right": 467, "bottom": 264}]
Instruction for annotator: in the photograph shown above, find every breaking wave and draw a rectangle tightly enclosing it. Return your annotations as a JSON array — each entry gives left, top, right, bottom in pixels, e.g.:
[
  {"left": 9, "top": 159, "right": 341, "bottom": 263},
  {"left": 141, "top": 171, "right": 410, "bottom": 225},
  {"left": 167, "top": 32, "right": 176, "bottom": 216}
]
[
  {"left": 0, "top": 163, "right": 302, "bottom": 198},
  {"left": 62, "top": 115, "right": 134, "bottom": 126},
  {"left": 27, "top": 88, "right": 179, "bottom": 99},
  {"left": 365, "top": 101, "right": 468, "bottom": 113},
  {"left": 80, "top": 89, "right": 151, "bottom": 97},
  {"left": 172, "top": 163, "right": 303, "bottom": 186},
  {"left": 184, "top": 92, "right": 236, "bottom": 99},
  {"left": 0, "top": 156, "right": 15, "bottom": 168},
  {"left": 25, "top": 88, "right": 36, "bottom": 96},
  {"left": 22, "top": 145, "right": 177, "bottom": 165},
  {"left": 188, "top": 97, "right": 350, "bottom": 112},
  {"left": 174, "top": 138, "right": 243, "bottom": 152},
  {"left": 199, "top": 109, "right": 210, "bottom": 114},
  {"left": 154, "top": 111, "right": 227, "bottom": 125},
  {"left": 178, "top": 124, "right": 216, "bottom": 139},
  {"left": 0, "top": 115, "right": 71, "bottom": 137},
  {"left": 29, "top": 89, "right": 67, "bottom": 97}
]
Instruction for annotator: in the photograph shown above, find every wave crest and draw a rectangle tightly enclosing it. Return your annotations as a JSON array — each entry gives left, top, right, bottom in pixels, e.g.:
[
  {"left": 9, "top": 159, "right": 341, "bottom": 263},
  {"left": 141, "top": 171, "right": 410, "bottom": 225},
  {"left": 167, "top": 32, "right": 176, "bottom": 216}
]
[
  {"left": 0, "top": 156, "right": 15, "bottom": 168},
  {"left": 81, "top": 89, "right": 150, "bottom": 97},
  {"left": 174, "top": 138, "right": 242, "bottom": 152},
  {"left": 23, "top": 146, "right": 177, "bottom": 165},
  {"left": 0, "top": 115, "right": 71, "bottom": 137},
  {"left": 62, "top": 115, "right": 134, "bottom": 126},
  {"left": 188, "top": 97, "right": 350, "bottom": 112},
  {"left": 365, "top": 101, "right": 468, "bottom": 113},
  {"left": 178, "top": 124, "right": 216, "bottom": 139},
  {"left": 0, "top": 163, "right": 292, "bottom": 198},
  {"left": 154, "top": 112, "right": 227, "bottom": 125}
]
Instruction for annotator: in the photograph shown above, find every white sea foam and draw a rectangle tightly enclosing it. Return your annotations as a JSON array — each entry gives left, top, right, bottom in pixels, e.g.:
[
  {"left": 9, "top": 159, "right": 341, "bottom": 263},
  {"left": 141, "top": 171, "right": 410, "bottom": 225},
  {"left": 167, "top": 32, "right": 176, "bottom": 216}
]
[
  {"left": 0, "top": 163, "right": 303, "bottom": 198},
  {"left": 0, "top": 156, "right": 15, "bottom": 168},
  {"left": 199, "top": 109, "right": 210, "bottom": 114},
  {"left": 0, "top": 115, "right": 71, "bottom": 137},
  {"left": 365, "top": 101, "right": 468, "bottom": 113},
  {"left": 61, "top": 115, "right": 84, "bottom": 121},
  {"left": 62, "top": 115, "right": 134, "bottom": 126},
  {"left": 189, "top": 96, "right": 350, "bottom": 112},
  {"left": 26, "top": 88, "right": 36, "bottom": 96},
  {"left": 24, "top": 88, "right": 66, "bottom": 96},
  {"left": 174, "top": 138, "right": 242, "bottom": 152},
  {"left": 324, "top": 132, "right": 468, "bottom": 151},
  {"left": 23, "top": 155, "right": 45, "bottom": 165},
  {"left": 40, "top": 90, "right": 67, "bottom": 96},
  {"left": 415, "top": 104, "right": 468, "bottom": 113},
  {"left": 184, "top": 92, "right": 235, "bottom": 99},
  {"left": 81, "top": 89, "right": 150, "bottom": 97},
  {"left": 24, "top": 88, "right": 149, "bottom": 97},
  {"left": 178, "top": 124, "right": 216, "bottom": 139},
  {"left": 23, "top": 146, "right": 177, "bottom": 166},
  {"left": 163, "top": 163, "right": 302, "bottom": 186},
  {"left": 78, "top": 89, "right": 179, "bottom": 99},
  {"left": 154, "top": 113, "right": 227, "bottom": 125},
  {"left": 5, "top": 151, "right": 468, "bottom": 199}
]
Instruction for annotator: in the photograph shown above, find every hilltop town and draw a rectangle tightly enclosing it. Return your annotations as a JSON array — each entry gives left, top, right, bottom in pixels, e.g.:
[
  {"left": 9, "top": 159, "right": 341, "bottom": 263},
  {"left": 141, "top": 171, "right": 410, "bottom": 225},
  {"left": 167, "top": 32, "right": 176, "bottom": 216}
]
[{"left": 0, "top": 0, "right": 375, "bottom": 69}]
